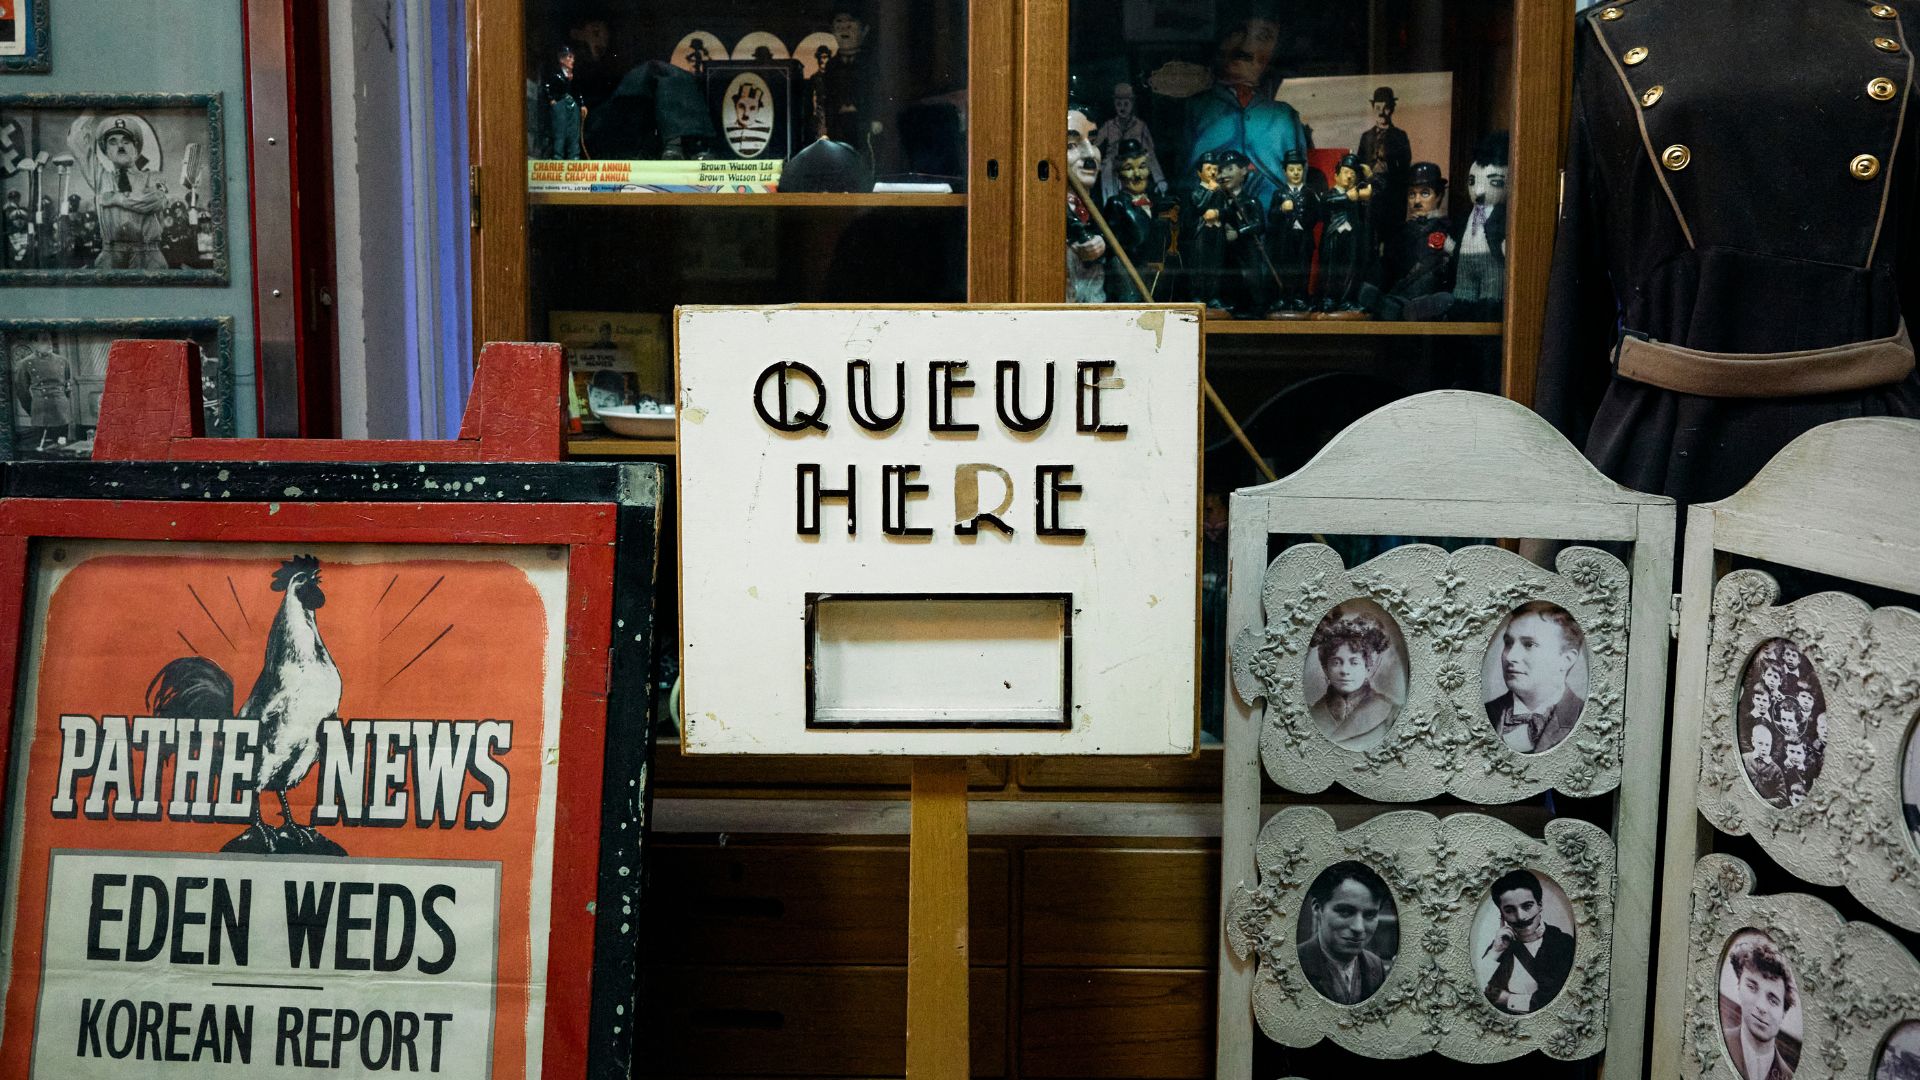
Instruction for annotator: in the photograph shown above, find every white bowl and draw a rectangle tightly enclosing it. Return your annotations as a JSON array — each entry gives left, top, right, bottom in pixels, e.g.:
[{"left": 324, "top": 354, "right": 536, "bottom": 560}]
[{"left": 592, "top": 403, "right": 676, "bottom": 439}]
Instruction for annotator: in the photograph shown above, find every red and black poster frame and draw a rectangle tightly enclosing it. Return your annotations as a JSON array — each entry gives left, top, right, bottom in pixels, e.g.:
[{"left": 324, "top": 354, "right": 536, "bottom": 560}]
[{"left": 0, "top": 341, "right": 661, "bottom": 1079}]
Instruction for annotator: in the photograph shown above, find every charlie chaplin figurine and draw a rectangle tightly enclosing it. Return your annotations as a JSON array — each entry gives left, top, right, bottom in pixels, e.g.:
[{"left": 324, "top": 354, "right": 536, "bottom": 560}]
[
  {"left": 1316, "top": 153, "right": 1374, "bottom": 317},
  {"left": 1102, "top": 138, "right": 1175, "bottom": 301},
  {"left": 1452, "top": 132, "right": 1509, "bottom": 319},
  {"left": 819, "top": 10, "right": 880, "bottom": 156},
  {"left": 1383, "top": 161, "right": 1455, "bottom": 319},
  {"left": 1357, "top": 86, "right": 1411, "bottom": 241},
  {"left": 1066, "top": 101, "right": 1108, "bottom": 304},
  {"left": 1095, "top": 79, "right": 1165, "bottom": 201},
  {"left": 1215, "top": 150, "right": 1271, "bottom": 317},
  {"left": 1265, "top": 148, "right": 1319, "bottom": 318},
  {"left": 1179, "top": 151, "right": 1231, "bottom": 313},
  {"left": 544, "top": 44, "right": 586, "bottom": 159}
]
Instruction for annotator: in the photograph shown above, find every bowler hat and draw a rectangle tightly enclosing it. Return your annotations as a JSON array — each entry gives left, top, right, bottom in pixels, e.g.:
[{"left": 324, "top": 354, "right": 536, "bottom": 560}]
[
  {"left": 1408, "top": 161, "right": 1445, "bottom": 189},
  {"left": 1370, "top": 86, "right": 1397, "bottom": 106}
]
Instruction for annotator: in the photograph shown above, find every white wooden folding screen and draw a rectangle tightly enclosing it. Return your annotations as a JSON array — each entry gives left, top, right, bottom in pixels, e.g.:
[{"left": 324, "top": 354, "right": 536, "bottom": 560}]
[
  {"left": 1217, "top": 391, "right": 1674, "bottom": 1079},
  {"left": 1653, "top": 417, "right": 1920, "bottom": 1080}
]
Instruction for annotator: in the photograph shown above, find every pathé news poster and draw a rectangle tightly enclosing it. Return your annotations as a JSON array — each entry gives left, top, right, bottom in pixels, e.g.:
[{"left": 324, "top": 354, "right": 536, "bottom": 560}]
[{"left": 0, "top": 540, "right": 569, "bottom": 1078}]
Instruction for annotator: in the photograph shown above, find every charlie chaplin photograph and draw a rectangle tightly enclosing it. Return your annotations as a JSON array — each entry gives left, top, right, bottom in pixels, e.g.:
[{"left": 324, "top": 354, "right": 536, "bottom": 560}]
[
  {"left": 1470, "top": 868, "right": 1576, "bottom": 1016},
  {"left": 1, "top": 318, "right": 232, "bottom": 459},
  {"left": 1294, "top": 860, "right": 1397, "bottom": 1006},
  {"left": 1718, "top": 929, "right": 1804, "bottom": 1080},
  {"left": 1877, "top": 1021, "right": 1920, "bottom": 1080},
  {"left": 1302, "top": 600, "right": 1408, "bottom": 751},
  {"left": 1736, "top": 639, "right": 1828, "bottom": 809},
  {"left": 1481, "top": 600, "right": 1589, "bottom": 755},
  {"left": 0, "top": 94, "right": 227, "bottom": 284}
]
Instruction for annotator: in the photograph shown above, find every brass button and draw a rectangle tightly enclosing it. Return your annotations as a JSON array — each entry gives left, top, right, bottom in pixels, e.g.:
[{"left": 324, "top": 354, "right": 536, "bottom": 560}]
[
  {"left": 1852, "top": 153, "right": 1883, "bottom": 179},
  {"left": 1641, "top": 84, "right": 1665, "bottom": 107},
  {"left": 1871, "top": 76, "right": 1900, "bottom": 99},
  {"left": 1599, "top": 5, "right": 1624, "bottom": 19},
  {"left": 1624, "top": 45, "right": 1649, "bottom": 65},
  {"left": 1872, "top": 4, "right": 1897, "bottom": 18},
  {"left": 1875, "top": 35, "right": 1902, "bottom": 52},
  {"left": 1662, "top": 144, "right": 1691, "bottom": 171}
]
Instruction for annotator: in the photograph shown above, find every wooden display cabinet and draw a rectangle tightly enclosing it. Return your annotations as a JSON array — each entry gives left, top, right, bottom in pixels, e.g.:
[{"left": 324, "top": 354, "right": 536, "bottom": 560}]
[{"left": 466, "top": 2, "right": 1574, "bottom": 1075}]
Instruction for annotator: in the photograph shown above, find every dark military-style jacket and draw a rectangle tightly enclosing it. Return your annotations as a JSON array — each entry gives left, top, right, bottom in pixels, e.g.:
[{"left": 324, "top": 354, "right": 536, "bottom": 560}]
[{"left": 1537, "top": 0, "right": 1920, "bottom": 505}]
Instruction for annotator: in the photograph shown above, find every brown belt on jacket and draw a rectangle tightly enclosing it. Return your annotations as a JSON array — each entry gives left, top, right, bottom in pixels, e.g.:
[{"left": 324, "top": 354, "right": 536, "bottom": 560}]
[{"left": 1614, "top": 321, "right": 1916, "bottom": 398}]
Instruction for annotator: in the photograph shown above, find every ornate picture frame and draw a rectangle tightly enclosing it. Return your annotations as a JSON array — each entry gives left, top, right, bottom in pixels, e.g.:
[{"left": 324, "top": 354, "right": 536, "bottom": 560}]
[
  {"left": 0, "top": 93, "right": 228, "bottom": 285},
  {"left": 0, "top": 0, "right": 49, "bottom": 74},
  {"left": 0, "top": 317, "right": 237, "bottom": 458},
  {"left": 1681, "top": 855, "right": 1920, "bottom": 1079},
  {"left": 1231, "top": 543, "right": 1630, "bottom": 802},
  {"left": 1224, "top": 807, "right": 1615, "bottom": 1062},
  {"left": 1693, "top": 570, "right": 1920, "bottom": 932}
]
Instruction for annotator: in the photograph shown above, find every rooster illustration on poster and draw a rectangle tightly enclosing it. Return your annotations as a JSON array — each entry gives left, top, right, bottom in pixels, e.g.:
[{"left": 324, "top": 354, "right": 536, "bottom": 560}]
[{"left": 146, "top": 554, "right": 348, "bottom": 855}]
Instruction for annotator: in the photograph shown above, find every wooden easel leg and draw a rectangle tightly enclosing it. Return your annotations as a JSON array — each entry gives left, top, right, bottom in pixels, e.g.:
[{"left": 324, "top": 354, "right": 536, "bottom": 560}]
[{"left": 907, "top": 758, "right": 970, "bottom": 1080}]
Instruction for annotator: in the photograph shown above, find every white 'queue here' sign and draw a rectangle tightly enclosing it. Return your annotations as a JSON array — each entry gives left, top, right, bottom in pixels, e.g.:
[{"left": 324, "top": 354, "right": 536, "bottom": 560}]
[{"left": 676, "top": 306, "right": 1202, "bottom": 757}]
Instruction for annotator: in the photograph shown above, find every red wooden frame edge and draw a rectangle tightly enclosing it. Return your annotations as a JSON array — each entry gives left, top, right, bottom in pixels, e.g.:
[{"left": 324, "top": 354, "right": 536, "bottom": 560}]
[
  {"left": 0, "top": 498, "right": 617, "bottom": 1080},
  {"left": 94, "top": 339, "right": 568, "bottom": 463}
]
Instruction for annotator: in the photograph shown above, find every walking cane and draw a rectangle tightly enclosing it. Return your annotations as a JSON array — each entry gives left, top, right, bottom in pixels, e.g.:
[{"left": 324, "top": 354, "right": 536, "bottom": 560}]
[{"left": 1066, "top": 168, "right": 1276, "bottom": 484}]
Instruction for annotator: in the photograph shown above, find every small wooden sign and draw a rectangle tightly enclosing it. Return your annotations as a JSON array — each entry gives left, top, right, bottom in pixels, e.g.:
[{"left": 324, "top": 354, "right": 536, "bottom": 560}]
[{"left": 676, "top": 305, "right": 1203, "bottom": 756}]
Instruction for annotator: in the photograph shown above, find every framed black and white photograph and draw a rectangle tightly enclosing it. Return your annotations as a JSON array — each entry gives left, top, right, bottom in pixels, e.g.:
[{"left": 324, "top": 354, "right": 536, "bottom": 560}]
[
  {"left": 1481, "top": 600, "right": 1592, "bottom": 756},
  {"left": 0, "top": 317, "right": 235, "bottom": 458},
  {"left": 1736, "top": 639, "right": 1829, "bottom": 809},
  {"left": 1716, "top": 929, "right": 1806, "bottom": 1080},
  {"left": 0, "top": 93, "right": 227, "bottom": 285},
  {"left": 1233, "top": 541, "right": 1631, "bottom": 802},
  {"left": 1302, "top": 600, "right": 1408, "bottom": 751},
  {"left": 1293, "top": 860, "right": 1398, "bottom": 1006},
  {"left": 0, "top": 0, "right": 49, "bottom": 74},
  {"left": 1226, "top": 807, "right": 1616, "bottom": 1061},
  {"left": 1470, "top": 868, "right": 1577, "bottom": 1017},
  {"left": 1691, "top": 570, "right": 1920, "bottom": 932},
  {"left": 1879, "top": 1021, "right": 1920, "bottom": 1080},
  {"left": 1905, "top": 723, "right": 1920, "bottom": 858},
  {"left": 1678, "top": 856, "right": 1919, "bottom": 1080}
]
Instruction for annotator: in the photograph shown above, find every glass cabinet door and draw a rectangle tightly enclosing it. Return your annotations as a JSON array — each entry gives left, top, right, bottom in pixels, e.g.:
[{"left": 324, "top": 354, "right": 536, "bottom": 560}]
[
  {"left": 468, "top": 0, "right": 1010, "bottom": 447},
  {"left": 1055, "top": 1, "right": 1521, "bottom": 338}
]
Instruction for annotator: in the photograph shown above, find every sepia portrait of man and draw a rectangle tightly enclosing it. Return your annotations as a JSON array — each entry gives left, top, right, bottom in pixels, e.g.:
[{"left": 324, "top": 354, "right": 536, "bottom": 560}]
[
  {"left": 1484, "top": 600, "right": 1587, "bottom": 754},
  {"left": 1721, "top": 933, "right": 1802, "bottom": 1080},
  {"left": 1479, "top": 869, "right": 1575, "bottom": 1015}
]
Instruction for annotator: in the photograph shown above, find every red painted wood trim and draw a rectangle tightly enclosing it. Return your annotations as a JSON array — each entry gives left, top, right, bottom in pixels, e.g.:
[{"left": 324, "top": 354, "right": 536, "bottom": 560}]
[
  {"left": 544, "top": 540, "right": 616, "bottom": 1077},
  {"left": 95, "top": 339, "right": 567, "bottom": 463},
  {"left": 0, "top": 500, "right": 617, "bottom": 547}
]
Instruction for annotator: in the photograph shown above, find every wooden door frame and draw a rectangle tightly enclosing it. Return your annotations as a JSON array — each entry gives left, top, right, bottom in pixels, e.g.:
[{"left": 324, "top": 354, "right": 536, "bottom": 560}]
[
  {"left": 468, "top": 0, "right": 1021, "bottom": 343},
  {"left": 243, "top": 0, "right": 341, "bottom": 437}
]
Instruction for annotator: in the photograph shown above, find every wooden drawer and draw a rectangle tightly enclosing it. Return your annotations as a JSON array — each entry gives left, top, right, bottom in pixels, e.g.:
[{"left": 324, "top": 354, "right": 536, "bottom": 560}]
[
  {"left": 640, "top": 965, "right": 1007, "bottom": 1077},
  {"left": 1022, "top": 848, "right": 1217, "bottom": 967},
  {"left": 1019, "top": 969, "right": 1211, "bottom": 1079},
  {"left": 1014, "top": 749, "right": 1220, "bottom": 791},
  {"left": 648, "top": 844, "right": 1010, "bottom": 965}
]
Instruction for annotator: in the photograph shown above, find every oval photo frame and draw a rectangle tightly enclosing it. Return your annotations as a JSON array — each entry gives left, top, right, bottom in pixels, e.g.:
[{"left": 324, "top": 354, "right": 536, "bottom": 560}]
[{"left": 1480, "top": 601, "right": 1591, "bottom": 756}]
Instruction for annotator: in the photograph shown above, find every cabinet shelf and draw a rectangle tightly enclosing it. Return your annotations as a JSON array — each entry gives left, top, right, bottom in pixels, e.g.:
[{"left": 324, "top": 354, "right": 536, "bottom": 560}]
[
  {"left": 568, "top": 436, "right": 678, "bottom": 457},
  {"left": 1203, "top": 320, "right": 1503, "bottom": 338},
  {"left": 529, "top": 191, "right": 966, "bottom": 210}
]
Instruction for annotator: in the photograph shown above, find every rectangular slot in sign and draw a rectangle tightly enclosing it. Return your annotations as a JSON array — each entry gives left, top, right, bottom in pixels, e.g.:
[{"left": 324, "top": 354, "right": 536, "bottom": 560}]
[{"left": 806, "top": 593, "right": 1072, "bottom": 730}]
